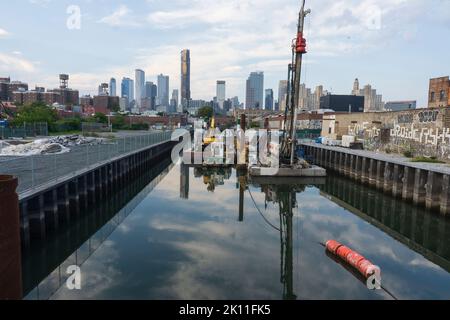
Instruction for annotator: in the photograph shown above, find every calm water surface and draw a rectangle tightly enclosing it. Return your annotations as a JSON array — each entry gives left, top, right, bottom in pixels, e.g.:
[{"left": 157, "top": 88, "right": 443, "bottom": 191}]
[{"left": 23, "top": 158, "right": 450, "bottom": 300}]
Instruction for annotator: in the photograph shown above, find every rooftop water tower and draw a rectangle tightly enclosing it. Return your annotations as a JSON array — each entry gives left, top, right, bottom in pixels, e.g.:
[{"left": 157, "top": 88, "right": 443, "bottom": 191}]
[{"left": 59, "top": 74, "right": 69, "bottom": 89}]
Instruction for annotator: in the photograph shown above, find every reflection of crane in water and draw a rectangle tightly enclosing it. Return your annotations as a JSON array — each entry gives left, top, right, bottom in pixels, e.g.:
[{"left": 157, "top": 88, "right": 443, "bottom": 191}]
[
  {"left": 250, "top": 183, "right": 306, "bottom": 300},
  {"left": 181, "top": 164, "right": 318, "bottom": 299}
]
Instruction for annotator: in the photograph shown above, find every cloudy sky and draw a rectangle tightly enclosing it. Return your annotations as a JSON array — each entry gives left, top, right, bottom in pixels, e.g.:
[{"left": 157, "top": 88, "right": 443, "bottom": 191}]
[{"left": 1, "top": 0, "right": 449, "bottom": 107}]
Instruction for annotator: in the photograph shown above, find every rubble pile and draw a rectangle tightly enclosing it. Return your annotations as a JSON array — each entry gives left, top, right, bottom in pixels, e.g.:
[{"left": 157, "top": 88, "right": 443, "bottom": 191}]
[
  {"left": 48, "top": 135, "right": 107, "bottom": 147},
  {"left": 0, "top": 135, "right": 108, "bottom": 156}
]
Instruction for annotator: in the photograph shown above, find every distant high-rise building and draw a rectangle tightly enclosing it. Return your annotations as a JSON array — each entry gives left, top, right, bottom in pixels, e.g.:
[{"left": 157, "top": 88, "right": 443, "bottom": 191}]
[
  {"left": 216, "top": 81, "right": 226, "bottom": 110},
  {"left": 145, "top": 81, "right": 157, "bottom": 110},
  {"left": 170, "top": 89, "right": 180, "bottom": 112},
  {"left": 385, "top": 100, "right": 417, "bottom": 111},
  {"left": 245, "top": 72, "right": 264, "bottom": 109},
  {"left": 135, "top": 69, "right": 145, "bottom": 108},
  {"left": 98, "top": 83, "right": 109, "bottom": 96},
  {"left": 181, "top": 49, "right": 191, "bottom": 110},
  {"left": 121, "top": 77, "right": 134, "bottom": 102},
  {"left": 171, "top": 89, "right": 179, "bottom": 113},
  {"left": 119, "top": 97, "right": 128, "bottom": 111},
  {"left": 265, "top": 89, "right": 274, "bottom": 110},
  {"left": 278, "top": 80, "right": 288, "bottom": 111},
  {"left": 352, "top": 78, "right": 360, "bottom": 95},
  {"left": 352, "top": 79, "right": 385, "bottom": 112},
  {"left": 298, "top": 84, "right": 327, "bottom": 110},
  {"left": 110, "top": 78, "right": 117, "bottom": 97},
  {"left": 231, "top": 96, "right": 240, "bottom": 110},
  {"left": 157, "top": 74, "right": 170, "bottom": 107}
]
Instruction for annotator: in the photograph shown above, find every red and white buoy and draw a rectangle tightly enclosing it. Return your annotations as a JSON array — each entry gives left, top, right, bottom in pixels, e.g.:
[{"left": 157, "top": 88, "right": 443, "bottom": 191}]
[{"left": 325, "top": 240, "right": 380, "bottom": 280}]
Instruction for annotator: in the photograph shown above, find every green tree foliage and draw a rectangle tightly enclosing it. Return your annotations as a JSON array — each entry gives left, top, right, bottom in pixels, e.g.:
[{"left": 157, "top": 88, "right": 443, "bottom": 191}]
[
  {"left": 198, "top": 106, "right": 213, "bottom": 119},
  {"left": 130, "top": 123, "right": 149, "bottom": 131},
  {"left": 111, "top": 114, "right": 126, "bottom": 130},
  {"left": 51, "top": 117, "right": 82, "bottom": 133},
  {"left": 110, "top": 105, "right": 120, "bottom": 113},
  {"left": 12, "top": 102, "right": 58, "bottom": 127},
  {"left": 88, "top": 112, "right": 108, "bottom": 124}
]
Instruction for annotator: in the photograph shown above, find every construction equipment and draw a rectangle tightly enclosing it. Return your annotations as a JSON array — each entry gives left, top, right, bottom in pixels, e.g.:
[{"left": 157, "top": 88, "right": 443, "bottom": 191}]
[
  {"left": 203, "top": 116, "right": 218, "bottom": 146},
  {"left": 281, "top": 0, "right": 311, "bottom": 165},
  {"left": 249, "top": 1, "right": 323, "bottom": 178}
]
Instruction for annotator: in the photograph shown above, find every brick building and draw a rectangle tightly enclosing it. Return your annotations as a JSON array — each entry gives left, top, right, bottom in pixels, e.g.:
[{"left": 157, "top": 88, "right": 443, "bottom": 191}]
[
  {"left": 93, "top": 95, "right": 120, "bottom": 114},
  {"left": 428, "top": 76, "right": 450, "bottom": 108},
  {"left": 13, "top": 89, "right": 61, "bottom": 106}
]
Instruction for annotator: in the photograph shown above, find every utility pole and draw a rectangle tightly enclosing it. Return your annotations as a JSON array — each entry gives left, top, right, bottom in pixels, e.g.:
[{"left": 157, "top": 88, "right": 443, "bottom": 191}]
[{"left": 289, "top": 0, "right": 311, "bottom": 166}]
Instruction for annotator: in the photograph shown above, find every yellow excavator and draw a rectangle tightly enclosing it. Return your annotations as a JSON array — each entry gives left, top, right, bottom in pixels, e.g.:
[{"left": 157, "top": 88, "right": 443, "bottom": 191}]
[{"left": 203, "top": 116, "right": 218, "bottom": 146}]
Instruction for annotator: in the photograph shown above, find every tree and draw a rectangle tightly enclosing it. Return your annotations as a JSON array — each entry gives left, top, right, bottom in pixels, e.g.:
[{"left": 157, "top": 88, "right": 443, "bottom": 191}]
[
  {"left": 12, "top": 102, "right": 58, "bottom": 127},
  {"left": 52, "top": 117, "right": 82, "bottom": 132},
  {"left": 111, "top": 114, "right": 126, "bottom": 130},
  {"left": 198, "top": 106, "right": 213, "bottom": 119},
  {"left": 89, "top": 112, "right": 108, "bottom": 124},
  {"left": 110, "top": 105, "right": 120, "bottom": 113}
]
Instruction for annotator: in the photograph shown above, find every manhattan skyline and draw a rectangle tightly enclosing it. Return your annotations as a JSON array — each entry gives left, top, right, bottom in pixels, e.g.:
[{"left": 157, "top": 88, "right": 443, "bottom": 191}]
[{"left": 1, "top": 0, "right": 450, "bottom": 107}]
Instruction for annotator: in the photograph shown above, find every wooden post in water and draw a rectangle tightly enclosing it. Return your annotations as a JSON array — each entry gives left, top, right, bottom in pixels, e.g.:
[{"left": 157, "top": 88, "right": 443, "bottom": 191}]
[{"left": 0, "top": 175, "right": 22, "bottom": 300}]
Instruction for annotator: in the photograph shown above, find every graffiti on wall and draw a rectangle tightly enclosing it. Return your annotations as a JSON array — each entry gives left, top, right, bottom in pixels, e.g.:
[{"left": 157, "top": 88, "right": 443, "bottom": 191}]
[
  {"left": 390, "top": 124, "right": 450, "bottom": 146},
  {"left": 418, "top": 110, "right": 439, "bottom": 123},
  {"left": 348, "top": 122, "right": 381, "bottom": 139},
  {"left": 298, "top": 120, "right": 322, "bottom": 130}
]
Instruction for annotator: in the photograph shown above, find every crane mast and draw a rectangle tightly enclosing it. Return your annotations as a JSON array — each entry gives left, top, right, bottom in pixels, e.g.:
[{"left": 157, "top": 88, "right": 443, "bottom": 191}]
[{"left": 283, "top": 0, "right": 310, "bottom": 165}]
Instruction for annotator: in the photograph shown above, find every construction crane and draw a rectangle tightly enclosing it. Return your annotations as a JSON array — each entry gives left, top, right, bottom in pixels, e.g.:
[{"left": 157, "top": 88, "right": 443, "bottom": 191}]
[{"left": 281, "top": 0, "right": 311, "bottom": 165}]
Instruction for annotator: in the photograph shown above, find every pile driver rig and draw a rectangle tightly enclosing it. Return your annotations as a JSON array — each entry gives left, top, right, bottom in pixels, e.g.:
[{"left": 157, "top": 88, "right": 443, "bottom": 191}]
[{"left": 281, "top": 0, "right": 311, "bottom": 165}]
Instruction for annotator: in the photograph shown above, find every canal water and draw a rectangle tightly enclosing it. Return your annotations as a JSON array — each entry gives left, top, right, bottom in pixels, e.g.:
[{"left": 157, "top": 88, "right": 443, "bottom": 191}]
[{"left": 22, "top": 155, "right": 450, "bottom": 300}]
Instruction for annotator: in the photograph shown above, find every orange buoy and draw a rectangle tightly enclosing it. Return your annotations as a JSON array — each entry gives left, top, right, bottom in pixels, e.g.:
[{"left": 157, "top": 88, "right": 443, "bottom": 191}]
[{"left": 325, "top": 240, "right": 379, "bottom": 279}]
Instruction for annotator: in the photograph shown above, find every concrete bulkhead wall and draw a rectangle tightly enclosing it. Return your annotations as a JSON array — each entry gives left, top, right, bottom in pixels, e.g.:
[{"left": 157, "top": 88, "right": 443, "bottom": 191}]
[{"left": 321, "top": 107, "right": 450, "bottom": 161}]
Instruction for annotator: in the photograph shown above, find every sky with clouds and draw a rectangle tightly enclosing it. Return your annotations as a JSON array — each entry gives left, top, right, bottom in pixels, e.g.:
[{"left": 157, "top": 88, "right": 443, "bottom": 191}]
[{"left": 1, "top": 0, "right": 449, "bottom": 107}]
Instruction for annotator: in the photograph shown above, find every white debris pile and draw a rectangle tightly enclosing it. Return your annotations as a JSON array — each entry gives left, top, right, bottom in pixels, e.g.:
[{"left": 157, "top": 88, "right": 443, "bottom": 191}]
[
  {"left": 0, "top": 135, "right": 107, "bottom": 156},
  {"left": 49, "top": 135, "right": 107, "bottom": 147}
]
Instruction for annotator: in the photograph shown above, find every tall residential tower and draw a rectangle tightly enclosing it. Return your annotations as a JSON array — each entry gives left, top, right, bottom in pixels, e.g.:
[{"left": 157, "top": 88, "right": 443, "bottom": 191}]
[
  {"left": 181, "top": 49, "right": 191, "bottom": 110},
  {"left": 157, "top": 74, "right": 170, "bottom": 107},
  {"left": 135, "top": 69, "right": 145, "bottom": 108},
  {"left": 245, "top": 72, "right": 264, "bottom": 109},
  {"left": 216, "top": 80, "right": 226, "bottom": 110}
]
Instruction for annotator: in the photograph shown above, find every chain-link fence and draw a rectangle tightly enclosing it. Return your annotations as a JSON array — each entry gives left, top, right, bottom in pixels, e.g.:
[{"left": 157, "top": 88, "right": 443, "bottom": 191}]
[
  {"left": 0, "top": 131, "right": 173, "bottom": 194},
  {"left": 82, "top": 122, "right": 112, "bottom": 134},
  {"left": 0, "top": 122, "right": 48, "bottom": 139}
]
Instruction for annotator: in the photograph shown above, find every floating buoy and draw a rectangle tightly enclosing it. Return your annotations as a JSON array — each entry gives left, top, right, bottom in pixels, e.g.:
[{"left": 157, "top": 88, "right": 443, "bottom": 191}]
[
  {"left": 321, "top": 240, "right": 398, "bottom": 300},
  {"left": 325, "top": 240, "right": 379, "bottom": 279}
]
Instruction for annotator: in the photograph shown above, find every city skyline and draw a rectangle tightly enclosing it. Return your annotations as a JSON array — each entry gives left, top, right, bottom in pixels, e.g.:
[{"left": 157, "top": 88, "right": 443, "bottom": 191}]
[{"left": 1, "top": 1, "right": 450, "bottom": 107}]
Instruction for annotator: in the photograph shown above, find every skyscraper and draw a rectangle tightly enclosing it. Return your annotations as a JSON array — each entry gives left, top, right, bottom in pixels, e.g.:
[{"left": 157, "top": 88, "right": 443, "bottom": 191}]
[
  {"left": 145, "top": 81, "right": 157, "bottom": 110},
  {"left": 171, "top": 89, "right": 179, "bottom": 113},
  {"left": 110, "top": 78, "right": 117, "bottom": 97},
  {"left": 352, "top": 78, "right": 360, "bottom": 95},
  {"left": 135, "top": 69, "right": 145, "bottom": 108},
  {"left": 278, "top": 80, "right": 288, "bottom": 111},
  {"left": 157, "top": 74, "right": 170, "bottom": 107},
  {"left": 121, "top": 77, "right": 134, "bottom": 101},
  {"left": 265, "top": 89, "right": 274, "bottom": 110},
  {"left": 216, "top": 80, "right": 226, "bottom": 110},
  {"left": 98, "top": 83, "right": 108, "bottom": 96},
  {"left": 313, "top": 85, "right": 324, "bottom": 110},
  {"left": 181, "top": 49, "right": 191, "bottom": 110},
  {"left": 231, "top": 96, "right": 240, "bottom": 110},
  {"left": 245, "top": 72, "right": 264, "bottom": 109}
]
